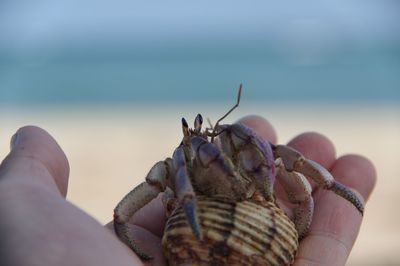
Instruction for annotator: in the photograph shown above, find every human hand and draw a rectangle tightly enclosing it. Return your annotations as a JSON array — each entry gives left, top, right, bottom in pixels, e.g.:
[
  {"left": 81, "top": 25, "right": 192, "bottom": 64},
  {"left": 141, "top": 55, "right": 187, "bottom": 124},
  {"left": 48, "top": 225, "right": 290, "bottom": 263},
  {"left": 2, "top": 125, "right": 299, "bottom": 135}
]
[
  {"left": 0, "top": 126, "right": 151, "bottom": 266},
  {"left": 0, "top": 118, "right": 376, "bottom": 266}
]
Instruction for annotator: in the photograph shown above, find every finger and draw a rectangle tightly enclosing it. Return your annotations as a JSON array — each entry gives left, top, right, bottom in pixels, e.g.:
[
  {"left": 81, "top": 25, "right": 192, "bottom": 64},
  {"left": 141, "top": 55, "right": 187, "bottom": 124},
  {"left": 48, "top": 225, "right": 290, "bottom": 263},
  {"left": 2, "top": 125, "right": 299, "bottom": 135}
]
[
  {"left": 287, "top": 132, "right": 337, "bottom": 170},
  {"left": 237, "top": 115, "right": 278, "bottom": 144},
  {"left": 330, "top": 154, "right": 376, "bottom": 201},
  {"left": 130, "top": 193, "right": 166, "bottom": 237},
  {"left": 294, "top": 154, "right": 376, "bottom": 266},
  {"left": 0, "top": 126, "right": 69, "bottom": 197}
]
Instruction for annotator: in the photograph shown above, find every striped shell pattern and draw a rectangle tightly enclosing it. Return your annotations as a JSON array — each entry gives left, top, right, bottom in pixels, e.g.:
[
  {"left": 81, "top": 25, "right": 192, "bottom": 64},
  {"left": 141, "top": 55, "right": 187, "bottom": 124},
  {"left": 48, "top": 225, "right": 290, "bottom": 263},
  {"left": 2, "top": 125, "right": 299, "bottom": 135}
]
[{"left": 162, "top": 195, "right": 299, "bottom": 266}]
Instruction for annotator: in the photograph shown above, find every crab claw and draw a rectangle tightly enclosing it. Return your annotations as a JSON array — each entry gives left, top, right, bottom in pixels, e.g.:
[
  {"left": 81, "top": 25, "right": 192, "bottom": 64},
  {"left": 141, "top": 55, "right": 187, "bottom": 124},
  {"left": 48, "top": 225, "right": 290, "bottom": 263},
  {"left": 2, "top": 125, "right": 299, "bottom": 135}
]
[
  {"left": 175, "top": 165, "right": 203, "bottom": 240},
  {"left": 173, "top": 146, "right": 203, "bottom": 240},
  {"left": 183, "top": 197, "right": 202, "bottom": 240}
]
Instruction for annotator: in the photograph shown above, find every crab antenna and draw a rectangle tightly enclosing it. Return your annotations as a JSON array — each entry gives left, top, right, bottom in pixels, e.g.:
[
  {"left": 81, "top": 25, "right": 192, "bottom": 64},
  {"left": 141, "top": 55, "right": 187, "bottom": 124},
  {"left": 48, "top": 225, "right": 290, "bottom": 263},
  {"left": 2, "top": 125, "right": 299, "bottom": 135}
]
[
  {"left": 207, "top": 118, "right": 214, "bottom": 129},
  {"left": 211, "top": 84, "right": 242, "bottom": 142}
]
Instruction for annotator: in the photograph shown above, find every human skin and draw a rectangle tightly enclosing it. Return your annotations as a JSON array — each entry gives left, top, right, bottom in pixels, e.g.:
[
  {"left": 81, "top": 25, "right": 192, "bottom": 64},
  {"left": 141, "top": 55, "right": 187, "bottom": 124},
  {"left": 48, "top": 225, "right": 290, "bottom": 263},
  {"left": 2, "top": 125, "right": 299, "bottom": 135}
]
[{"left": 0, "top": 116, "right": 376, "bottom": 266}]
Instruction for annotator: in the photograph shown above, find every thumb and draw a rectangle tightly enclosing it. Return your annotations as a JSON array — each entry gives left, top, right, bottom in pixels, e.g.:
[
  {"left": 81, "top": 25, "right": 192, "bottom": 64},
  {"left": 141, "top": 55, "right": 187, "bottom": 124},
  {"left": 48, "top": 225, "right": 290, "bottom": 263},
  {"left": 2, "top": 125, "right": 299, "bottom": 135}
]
[{"left": 0, "top": 126, "right": 69, "bottom": 197}]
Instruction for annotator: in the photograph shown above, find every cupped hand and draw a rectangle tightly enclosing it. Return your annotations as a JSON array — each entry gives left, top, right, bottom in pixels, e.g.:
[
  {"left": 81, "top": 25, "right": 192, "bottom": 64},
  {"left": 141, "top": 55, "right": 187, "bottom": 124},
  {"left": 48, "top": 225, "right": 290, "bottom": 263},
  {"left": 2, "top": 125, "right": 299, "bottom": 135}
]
[{"left": 0, "top": 117, "right": 376, "bottom": 266}]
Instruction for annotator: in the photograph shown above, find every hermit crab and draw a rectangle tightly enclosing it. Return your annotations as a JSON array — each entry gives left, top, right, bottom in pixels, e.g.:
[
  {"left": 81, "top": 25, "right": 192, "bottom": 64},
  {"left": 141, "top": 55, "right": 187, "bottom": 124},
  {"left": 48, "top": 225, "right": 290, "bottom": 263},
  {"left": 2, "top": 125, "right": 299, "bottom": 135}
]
[{"left": 113, "top": 85, "right": 364, "bottom": 265}]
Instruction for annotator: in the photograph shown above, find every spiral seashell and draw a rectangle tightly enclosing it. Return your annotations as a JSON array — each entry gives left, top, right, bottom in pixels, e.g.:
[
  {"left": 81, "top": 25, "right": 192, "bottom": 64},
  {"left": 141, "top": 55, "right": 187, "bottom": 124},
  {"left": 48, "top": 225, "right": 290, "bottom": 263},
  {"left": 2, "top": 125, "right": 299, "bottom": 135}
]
[{"left": 162, "top": 196, "right": 298, "bottom": 266}]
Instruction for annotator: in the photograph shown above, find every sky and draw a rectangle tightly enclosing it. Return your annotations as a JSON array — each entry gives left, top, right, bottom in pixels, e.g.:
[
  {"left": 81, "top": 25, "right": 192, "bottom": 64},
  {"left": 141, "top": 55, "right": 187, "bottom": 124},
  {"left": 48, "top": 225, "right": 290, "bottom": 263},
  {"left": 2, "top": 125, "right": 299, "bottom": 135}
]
[{"left": 1, "top": 0, "right": 399, "bottom": 51}]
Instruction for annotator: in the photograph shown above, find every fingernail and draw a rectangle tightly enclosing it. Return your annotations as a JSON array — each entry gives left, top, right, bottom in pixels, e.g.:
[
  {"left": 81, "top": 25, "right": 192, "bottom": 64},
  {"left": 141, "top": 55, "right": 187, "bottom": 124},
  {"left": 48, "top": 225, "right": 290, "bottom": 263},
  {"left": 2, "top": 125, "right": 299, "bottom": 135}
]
[{"left": 10, "top": 131, "right": 20, "bottom": 150}]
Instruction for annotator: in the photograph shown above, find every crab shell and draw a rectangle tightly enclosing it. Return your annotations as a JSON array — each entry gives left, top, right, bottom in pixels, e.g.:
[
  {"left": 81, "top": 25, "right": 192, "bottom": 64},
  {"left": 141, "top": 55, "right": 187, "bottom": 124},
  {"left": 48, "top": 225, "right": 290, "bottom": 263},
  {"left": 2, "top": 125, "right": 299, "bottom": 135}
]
[{"left": 162, "top": 195, "right": 298, "bottom": 266}]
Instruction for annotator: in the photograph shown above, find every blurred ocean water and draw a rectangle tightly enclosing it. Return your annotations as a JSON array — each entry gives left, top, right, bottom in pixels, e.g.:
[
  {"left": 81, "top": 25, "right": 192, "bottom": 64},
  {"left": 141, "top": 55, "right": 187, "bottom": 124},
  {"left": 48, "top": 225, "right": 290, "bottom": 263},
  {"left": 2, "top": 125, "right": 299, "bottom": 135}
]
[{"left": 1, "top": 45, "right": 399, "bottom": 104}]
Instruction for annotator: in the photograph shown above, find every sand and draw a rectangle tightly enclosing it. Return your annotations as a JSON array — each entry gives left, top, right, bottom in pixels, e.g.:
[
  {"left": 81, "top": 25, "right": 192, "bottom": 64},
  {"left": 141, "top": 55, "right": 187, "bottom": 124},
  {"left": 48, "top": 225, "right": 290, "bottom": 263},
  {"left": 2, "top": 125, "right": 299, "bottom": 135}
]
[{"left": 0, "top": 103, "right": 399, "bottom": 265}]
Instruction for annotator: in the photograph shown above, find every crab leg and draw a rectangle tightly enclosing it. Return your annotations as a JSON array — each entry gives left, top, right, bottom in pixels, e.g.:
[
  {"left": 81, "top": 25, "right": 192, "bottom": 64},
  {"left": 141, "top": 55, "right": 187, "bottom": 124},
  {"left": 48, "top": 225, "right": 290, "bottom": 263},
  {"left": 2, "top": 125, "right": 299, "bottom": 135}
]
[
  {"left": 275, "top": 158, "right": 314, "bottom": 239},
  {"left": 172, "top": 145, "right": 202, "bottom": 240},
  {"left": 273, "top": 145, "right": 364, "bottom": 215},
  {"left": 113, "top": 160, "right": 171, "bottom": 259}
]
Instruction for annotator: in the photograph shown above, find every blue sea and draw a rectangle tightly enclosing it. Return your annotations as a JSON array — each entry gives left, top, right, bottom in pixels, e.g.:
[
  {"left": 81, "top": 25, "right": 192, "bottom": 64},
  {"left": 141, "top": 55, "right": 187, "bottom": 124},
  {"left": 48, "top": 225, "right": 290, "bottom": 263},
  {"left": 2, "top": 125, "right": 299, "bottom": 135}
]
[{"left": 1, "top": 45, "right": 399, "bottom": 105}]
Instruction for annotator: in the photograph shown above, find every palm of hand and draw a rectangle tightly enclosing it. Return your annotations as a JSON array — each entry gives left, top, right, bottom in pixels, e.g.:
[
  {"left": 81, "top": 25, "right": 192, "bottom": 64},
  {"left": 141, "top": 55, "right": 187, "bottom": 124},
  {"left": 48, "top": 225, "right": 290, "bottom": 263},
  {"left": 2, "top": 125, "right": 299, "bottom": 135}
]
[{"left": 0, "top": 116, "right": 375, "bottom": 266}]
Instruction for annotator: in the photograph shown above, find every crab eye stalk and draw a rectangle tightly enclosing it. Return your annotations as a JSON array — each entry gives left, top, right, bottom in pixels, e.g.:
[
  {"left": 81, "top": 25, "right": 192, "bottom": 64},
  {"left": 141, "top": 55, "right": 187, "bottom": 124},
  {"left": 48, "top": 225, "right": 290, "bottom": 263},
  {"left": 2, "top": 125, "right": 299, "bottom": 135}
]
[
  {"left": 182, "top": 117, "right": 190, "bottom": 137},
  {"left": 194, "top": 114, "right": 203, "bottom": 133}
]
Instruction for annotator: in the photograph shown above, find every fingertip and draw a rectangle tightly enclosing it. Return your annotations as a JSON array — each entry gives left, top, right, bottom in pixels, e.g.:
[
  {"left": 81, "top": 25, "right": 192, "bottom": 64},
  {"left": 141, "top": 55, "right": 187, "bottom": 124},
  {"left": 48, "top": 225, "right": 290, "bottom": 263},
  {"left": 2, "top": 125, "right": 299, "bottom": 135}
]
[
  {"left": 331, "top": 154, "right": 376, "bottom": 202},
  {"left": 5, "top": 125, "right": 70, "bottom": 197},
  {"left": 287, "top": 132, "right": 336, "bottom": 169},
  {"left": 237, "top": 115, "right": 277, "bottom": 144}
]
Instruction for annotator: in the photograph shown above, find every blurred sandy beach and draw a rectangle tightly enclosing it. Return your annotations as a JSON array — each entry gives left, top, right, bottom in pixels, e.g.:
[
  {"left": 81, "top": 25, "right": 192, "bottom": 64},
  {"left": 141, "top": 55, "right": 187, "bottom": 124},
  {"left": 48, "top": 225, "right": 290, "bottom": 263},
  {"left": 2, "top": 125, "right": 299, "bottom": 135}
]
[{"left": 0, "top": 103, "right": 399, "bottom": 265}]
